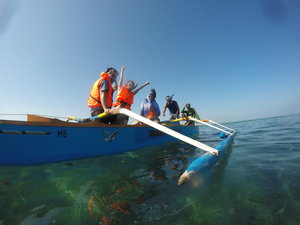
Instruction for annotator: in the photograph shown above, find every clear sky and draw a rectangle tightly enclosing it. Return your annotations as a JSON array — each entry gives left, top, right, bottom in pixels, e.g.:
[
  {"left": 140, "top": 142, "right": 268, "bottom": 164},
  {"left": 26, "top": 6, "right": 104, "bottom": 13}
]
[{"left": 0, "top": 0, "right": 299, "bottom": 122}]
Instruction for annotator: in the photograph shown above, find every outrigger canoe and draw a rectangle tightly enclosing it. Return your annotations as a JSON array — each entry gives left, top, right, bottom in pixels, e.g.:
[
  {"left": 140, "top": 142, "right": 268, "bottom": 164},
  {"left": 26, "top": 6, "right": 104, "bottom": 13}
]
[{"left": 0, "top": 109, "right": 236, "bottom": 175}]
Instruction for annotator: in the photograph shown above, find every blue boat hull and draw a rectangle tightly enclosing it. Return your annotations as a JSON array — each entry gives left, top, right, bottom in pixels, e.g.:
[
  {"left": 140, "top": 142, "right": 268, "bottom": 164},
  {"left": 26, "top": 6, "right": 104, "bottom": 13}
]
[{"left": 0, "top": 120, "right": 199, "bottom": 165}]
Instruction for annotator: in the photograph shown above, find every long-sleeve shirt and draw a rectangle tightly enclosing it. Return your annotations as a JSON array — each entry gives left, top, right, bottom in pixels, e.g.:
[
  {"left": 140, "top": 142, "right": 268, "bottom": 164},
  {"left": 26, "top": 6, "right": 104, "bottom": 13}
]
[
  {"left": 140, "top": 98, "right": 160, "bottom": 118},
  {"left": 164, "top": 100, "right": 179, "bottom": 114},
  {"left": 181, "top": 107, "right": 200, "bottom": 120}
]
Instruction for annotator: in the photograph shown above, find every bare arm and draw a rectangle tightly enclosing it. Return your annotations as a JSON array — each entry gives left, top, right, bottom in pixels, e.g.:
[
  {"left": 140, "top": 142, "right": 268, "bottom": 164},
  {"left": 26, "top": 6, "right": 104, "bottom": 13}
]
[
  {"left": 174, "top": 101, "right": 180, "bottom": 115},
  {"left": 133, "top": 81, "right": 150, "bottom": 95},
  {"left": 162, "top": 104, "right": 168, "bottom": 117},
  {"left": 100, "top": 91, "right": 110, "bottom": 113},
  {"left": 118, "top": 66, "right": 126, "bottom": 91}
]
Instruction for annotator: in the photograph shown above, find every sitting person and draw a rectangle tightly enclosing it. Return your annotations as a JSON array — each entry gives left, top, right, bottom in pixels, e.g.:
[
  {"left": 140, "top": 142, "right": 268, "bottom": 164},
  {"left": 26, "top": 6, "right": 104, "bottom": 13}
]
[
  {"left": 162, "top": 95, "right": 180, "bottom": 120},
  {"left": 114, "top": 66, "right": 150, "bottom": 124},
  {"left": 181, "top": 103, "right": 200, "bottom": 125},
  {"left": 140, "top": 89, "right": 160, "bottom": 123},
  {"left": 87, "top": 67, "right": 119, "bottom": 124}
]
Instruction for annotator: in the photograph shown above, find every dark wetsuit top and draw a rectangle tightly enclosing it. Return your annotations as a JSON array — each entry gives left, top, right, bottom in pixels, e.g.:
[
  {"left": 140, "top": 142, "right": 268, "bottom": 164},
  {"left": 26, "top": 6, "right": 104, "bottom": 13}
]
[{"left": 165, "top": 100, "right": 179, "bottom": 114}]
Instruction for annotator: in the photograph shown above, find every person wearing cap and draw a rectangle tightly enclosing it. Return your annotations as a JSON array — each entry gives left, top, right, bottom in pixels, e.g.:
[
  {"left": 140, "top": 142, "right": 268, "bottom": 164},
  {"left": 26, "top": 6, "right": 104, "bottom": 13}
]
[
  {"left": 140, "top": 89, "right": 161, "bottom": 123},
  {"left": 181, "top": 103, "right": 200, "bottom": 125},
  {"left": 87, "top": 67, "right": 119, "bottom": 124},
  {"left": 162, "top": 95, "right": 180, "bottom": 120},
  {"left": 114, "top": 66, "right": 150, "bottom": 124}
]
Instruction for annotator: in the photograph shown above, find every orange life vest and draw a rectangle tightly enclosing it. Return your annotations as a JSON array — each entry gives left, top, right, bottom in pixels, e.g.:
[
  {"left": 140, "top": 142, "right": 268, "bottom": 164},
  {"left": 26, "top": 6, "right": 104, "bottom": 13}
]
[
  {"left": 114, "top": 86, "right": 134, "bottom": 110},
  {"left": 88, "top": 73, "right": 113, "bottom": 108},
  {"left": 147, "top": 107, "right": 156, "bottom": 119}
]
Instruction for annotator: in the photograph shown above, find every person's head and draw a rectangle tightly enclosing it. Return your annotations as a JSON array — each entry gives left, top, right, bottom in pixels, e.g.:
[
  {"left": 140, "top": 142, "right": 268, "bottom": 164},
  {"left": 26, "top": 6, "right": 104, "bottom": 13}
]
[
  {"left": 126, "top": 80, "right": 135, "bottom": 90},
  {"left": 166, "top": 96, "right": 172, "bottom": 103},
  {"left": 150, "top": 89, "right": 156, "bottom": 99},
  {"left": 147, "top": 89, "right": 156, "bottom": 102},
  {"left": 147, "top": 93, "right": 154, "bottom": 101},
  {"left": 185, "top": 103, "right": 191, "bottom": 109},
  {"left": 106, "top": 67, "right": 119, "bottom": 82}
]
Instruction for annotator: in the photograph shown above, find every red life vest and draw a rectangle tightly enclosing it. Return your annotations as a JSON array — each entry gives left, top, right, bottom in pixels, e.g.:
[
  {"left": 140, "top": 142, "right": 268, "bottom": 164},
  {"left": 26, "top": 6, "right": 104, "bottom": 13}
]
[
  {"left": 88, "top": 73, "right": 113, "bottom": 108},
  {"left": 114, "top": 86, "right": 134, "bottom": 110}
]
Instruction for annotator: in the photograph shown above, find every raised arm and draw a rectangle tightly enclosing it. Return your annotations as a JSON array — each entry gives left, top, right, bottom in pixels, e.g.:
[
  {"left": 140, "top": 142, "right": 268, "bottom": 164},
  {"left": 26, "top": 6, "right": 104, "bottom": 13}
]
[
  {"left": 133, "top": 81, "right": 150, "bottom": 95},
  {"left": 118, "top": 66, "right": 126, "bottom": 91}
]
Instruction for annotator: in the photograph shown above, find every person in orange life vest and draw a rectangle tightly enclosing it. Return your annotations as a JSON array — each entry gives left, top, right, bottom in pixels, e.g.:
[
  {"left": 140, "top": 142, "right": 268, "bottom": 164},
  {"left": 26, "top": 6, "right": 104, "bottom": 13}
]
[
  {"left": 114, "top": 66, "right": 150, "bottom": 125},
  {"left": 88, "top": 67, "right": 119, "bottom": 124},
  {"left": 140, "top": 89, "right": 160, "bottom": 123}
]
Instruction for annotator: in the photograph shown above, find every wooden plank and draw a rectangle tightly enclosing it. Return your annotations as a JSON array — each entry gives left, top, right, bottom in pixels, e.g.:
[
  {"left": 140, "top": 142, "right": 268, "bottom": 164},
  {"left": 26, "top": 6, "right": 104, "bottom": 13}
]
[{"left": 27, "top": 114, "right": 55, "bottom": 122}]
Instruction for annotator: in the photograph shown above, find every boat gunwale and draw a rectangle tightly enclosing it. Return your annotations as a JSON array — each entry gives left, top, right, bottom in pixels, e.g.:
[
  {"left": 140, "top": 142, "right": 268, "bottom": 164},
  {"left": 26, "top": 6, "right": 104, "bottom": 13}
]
[{"left": 0, "top": 119, "right": 198, "bottom": 128}]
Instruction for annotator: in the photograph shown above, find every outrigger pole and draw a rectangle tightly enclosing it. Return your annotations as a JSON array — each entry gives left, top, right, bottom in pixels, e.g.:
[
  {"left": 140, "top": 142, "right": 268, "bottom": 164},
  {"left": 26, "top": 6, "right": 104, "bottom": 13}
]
[
  {"left": 172, "top": 117, "right": 236, "bottom": 136},
  {"left": 207, "top": 119, "right": 236, "bottom": 132},
  {"left": 188, "top": 117, "right": 234, "bottom": 136},
  {"left": 68, "top": 108, "right": 220, "bottom": 155},
  {"left": 119, "top": 108, "right": 219, "bottom": 155}
]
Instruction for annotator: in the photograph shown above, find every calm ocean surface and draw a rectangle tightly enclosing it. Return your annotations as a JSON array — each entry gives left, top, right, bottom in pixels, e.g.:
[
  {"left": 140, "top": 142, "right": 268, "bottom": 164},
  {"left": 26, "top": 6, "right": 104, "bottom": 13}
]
[{"left": 0, "top": 114, "right": 300, "bottom": 225}]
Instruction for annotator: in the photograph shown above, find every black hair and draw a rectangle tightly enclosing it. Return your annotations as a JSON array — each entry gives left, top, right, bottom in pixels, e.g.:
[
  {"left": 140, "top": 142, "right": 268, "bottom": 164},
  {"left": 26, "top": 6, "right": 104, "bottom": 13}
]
[{"left": 106, "top": 67, "right": 119, "bottom": 75}]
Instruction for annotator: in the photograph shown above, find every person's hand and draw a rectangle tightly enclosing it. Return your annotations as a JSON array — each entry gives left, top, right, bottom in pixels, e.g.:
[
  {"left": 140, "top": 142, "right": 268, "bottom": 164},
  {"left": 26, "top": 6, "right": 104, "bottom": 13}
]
[
  {"left": 113, "top": 85, "right": 118, "bottom": 91},
  {"left": 145, "top": 81, "right": 150, "bottom": 85},
  {"left": 162, "top": 112, "right": 165, "bottom": 117},
  {"left": 121, "top": 66, "right": 126, "bottom": 71},
  {"left": 104, "top": 108, "right": 110, "bottom": 114}
]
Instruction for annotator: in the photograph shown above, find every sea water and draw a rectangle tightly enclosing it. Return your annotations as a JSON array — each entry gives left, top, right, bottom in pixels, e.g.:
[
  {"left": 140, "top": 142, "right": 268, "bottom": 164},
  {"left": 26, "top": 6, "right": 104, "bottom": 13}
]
[{"left": 0, "top": 114, "right": 299, "bottom": 225}]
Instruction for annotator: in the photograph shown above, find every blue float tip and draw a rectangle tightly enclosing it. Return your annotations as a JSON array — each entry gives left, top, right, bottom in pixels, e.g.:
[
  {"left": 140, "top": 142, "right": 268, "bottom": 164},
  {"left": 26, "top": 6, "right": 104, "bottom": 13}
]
[{"left": 219, "top": 132, "right": 228, "bottom": 139}]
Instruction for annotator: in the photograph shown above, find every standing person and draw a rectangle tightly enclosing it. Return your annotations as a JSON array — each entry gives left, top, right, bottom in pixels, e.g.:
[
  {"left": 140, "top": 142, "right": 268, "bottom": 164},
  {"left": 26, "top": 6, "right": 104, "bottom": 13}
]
[
  {"left": 140, "top": 89, "right": 160, "bottom": 123},
  {"left": 181, "top": 103, "right": 200, "bottom": 125},
  {"left": 162, "top": 95, "right": 180, "bottom": 120},
  {"left": 88, "top": 67, "right": 119, "bottom": 124},
  {"left": 114, "top": 66, "right": 150, "bottom": 124}
]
